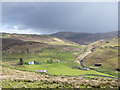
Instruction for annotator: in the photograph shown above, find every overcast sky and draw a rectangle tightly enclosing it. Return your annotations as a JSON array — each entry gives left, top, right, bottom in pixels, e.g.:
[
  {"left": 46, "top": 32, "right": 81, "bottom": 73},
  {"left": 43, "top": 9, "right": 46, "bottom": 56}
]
[{"left": 2, "top": 2, "right": 118, "bottom": 34}]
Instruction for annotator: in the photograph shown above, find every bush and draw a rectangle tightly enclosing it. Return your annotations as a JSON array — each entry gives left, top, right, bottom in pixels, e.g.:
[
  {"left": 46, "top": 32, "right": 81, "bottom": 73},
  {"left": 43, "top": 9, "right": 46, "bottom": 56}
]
[
  {"left": 47, "top": 59, "right": 53, "bottom": 64},
  {"left": 24, "top": 62, "right": 28, "bottom": 65}
]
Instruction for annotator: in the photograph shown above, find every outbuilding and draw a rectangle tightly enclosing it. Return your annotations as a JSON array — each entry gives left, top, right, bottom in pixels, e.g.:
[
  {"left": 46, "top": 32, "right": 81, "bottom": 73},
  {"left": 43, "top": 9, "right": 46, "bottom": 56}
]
[
  {"left": 57, "top": 60, "right": 61, "bottom": 63},
  {"left": 95, "top": 64, "right": 102, "bottom": 67},
  {"left": 36, "top": 70, "right": 48, "bottom": 73}
]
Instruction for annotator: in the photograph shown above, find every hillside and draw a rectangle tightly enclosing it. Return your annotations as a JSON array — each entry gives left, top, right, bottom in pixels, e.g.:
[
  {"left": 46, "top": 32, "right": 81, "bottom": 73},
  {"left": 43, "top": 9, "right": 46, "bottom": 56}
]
[
  {"left": 51, "top": 31, "right": 117, "bottom": 45},
  {"left": 83, "top": 37, "right": 118, "bottom": 70}
]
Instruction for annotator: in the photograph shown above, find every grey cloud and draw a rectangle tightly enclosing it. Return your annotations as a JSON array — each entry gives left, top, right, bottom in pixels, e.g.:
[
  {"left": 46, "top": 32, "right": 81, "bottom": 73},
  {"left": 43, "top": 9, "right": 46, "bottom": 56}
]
[{"left": 2, "top": 2, "right": 118, "bottom": 34}]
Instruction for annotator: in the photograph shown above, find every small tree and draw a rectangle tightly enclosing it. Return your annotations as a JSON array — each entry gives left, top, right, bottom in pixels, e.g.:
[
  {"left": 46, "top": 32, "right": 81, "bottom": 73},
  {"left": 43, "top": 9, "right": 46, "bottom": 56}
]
[
  {"left": 19, "top": 58, "right": 24, "bottom": 65},
  {"left": 47, "top": 58, "right": 53, "bottom": 64},
  {"left": 26, "top": 48, "right": 29, "bottom": 53},
  {"left": 50, "top": 58, "right": 53, "bottom": 64}
]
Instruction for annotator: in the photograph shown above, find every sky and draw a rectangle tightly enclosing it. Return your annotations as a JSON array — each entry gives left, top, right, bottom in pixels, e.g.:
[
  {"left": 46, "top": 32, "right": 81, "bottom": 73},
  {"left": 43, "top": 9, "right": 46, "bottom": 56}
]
[{"left": 1, "top": 2, "right": 118, "bottom": 34}]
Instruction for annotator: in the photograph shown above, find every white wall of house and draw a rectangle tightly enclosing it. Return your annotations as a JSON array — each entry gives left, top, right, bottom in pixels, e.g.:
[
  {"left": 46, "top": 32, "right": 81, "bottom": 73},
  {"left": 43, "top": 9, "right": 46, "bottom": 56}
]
[{"left": 28, "top": 61, "right": 35, "bottom": 65}]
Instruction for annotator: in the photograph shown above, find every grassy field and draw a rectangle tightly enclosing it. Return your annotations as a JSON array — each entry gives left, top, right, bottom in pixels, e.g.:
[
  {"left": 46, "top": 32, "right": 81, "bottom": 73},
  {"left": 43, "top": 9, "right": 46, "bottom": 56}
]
[
  {"left": 2, "top": 61, "right": 117, "bottom": 78},
  {"left": 24, "top": 64, "right": 116, "bottom": 77}
]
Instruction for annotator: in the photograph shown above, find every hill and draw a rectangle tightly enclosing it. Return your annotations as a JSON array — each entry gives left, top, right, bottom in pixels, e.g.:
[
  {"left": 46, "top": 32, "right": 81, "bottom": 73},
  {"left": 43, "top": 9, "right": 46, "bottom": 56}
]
[
  {"left": 51, "top": 31, "right": 117, "bottom": 45},
  {"left": 84, "top": 37, "right": 118, "bottom": 71}
]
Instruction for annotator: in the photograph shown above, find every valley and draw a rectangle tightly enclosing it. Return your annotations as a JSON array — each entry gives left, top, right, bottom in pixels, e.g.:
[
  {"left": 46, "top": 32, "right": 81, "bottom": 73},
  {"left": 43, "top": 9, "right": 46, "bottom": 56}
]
[{"left": 1, "top": 32, "right": 119, "bottom": 88}]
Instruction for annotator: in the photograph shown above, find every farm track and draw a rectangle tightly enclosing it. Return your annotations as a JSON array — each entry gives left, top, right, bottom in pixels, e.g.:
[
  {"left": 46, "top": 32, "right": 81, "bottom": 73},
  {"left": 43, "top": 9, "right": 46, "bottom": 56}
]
[{"left": 75, "top": 46, "right": 92, "bottom": 65}]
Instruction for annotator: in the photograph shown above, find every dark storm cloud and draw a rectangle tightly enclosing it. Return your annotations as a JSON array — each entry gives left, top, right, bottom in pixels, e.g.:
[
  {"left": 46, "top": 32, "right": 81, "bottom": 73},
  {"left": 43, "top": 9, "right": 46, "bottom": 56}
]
[{"left": 2, "top": 2, "right": 118, "bottom": 34}]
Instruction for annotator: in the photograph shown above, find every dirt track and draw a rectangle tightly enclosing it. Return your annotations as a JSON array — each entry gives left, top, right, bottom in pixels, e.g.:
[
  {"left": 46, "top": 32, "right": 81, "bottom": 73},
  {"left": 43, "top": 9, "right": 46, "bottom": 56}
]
[{"left": 75, "top": 47, "right": 92, "bottom": 65}]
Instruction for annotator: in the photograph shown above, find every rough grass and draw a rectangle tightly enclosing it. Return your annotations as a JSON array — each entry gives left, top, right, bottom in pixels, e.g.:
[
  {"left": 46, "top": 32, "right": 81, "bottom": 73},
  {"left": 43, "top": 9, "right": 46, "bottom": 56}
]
[
  {"left": 1, "top": 67, "right": 119, "bottom": 88},
  {"left": 84, "top": 38, "right": 118, "bottom": 70},
  {"left": 2, "top": 80, "right": 59, "bottom": 88}
]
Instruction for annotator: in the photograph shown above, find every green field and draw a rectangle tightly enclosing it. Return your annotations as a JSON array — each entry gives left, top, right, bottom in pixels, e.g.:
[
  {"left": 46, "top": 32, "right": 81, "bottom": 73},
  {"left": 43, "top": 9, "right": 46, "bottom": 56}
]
[
  {"left": 25, "top": 64, "right": 116, "bottom": 77},
  {"left": 2, "top": 61, "right": 116, "bottom": 78}
]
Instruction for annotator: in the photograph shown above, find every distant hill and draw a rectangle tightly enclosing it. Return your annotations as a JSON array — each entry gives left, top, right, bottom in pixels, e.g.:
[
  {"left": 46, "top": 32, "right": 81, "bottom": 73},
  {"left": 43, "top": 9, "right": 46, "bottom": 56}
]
[
  {"left": 1, "top": 32, "right": 77, "bottom": 45},
  {"left": 51, "top": 31, "right": 117, "bottom": 45},
  {"left": 1, "top": 33, "right": 84, "bottom": 56}
]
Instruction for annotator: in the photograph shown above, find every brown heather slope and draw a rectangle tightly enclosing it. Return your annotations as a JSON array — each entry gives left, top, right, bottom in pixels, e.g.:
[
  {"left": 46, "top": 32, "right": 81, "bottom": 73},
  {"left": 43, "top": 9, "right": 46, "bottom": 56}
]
[
  {"left": 2, "top": 33, "right": 83, "bottom": 53},
  {"left": 1, "top": 33, "right": 77, "bottom": 45}
]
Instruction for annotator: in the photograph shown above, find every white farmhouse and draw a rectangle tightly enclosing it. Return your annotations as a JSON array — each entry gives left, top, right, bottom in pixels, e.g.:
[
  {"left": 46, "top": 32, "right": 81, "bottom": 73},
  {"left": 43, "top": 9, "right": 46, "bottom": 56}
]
[{"left": 28, "top": 61, "right": 35, "bottom": 65}]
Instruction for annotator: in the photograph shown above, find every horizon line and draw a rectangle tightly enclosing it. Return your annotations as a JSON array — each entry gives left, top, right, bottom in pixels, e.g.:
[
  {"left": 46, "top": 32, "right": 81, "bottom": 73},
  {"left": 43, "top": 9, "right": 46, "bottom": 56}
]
[{"left": 0, "top": 30, "right": 118, "bottom": 35}]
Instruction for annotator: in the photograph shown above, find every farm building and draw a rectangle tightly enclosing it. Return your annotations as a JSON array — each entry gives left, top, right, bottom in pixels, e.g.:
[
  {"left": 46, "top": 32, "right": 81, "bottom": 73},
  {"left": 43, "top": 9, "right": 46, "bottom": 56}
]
[
  {"left": 28, "top": 61, "right": 39, "bottom": 65},
  {"left": 95, "top": 64, "right": 102, "bottom": 67},
  {"left": 36, "top": 70, "right": 48, "bottom": 73},
  {"left": 28, "top": 61, "right": 35, "bottom": 65},
  {"left": 57, "top": 60, "right": 61, "bottom": 63},
  {"left": 81, "top": 67, "right": 89, "bottom": 71}
]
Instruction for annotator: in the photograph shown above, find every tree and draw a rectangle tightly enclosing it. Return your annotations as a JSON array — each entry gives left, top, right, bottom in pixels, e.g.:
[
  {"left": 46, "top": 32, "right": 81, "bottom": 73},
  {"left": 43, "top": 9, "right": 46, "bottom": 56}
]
[
  {"left": 19, "top": 58, "right": 24, "bottom": 65},
  {"left": 47, "top": 58, "right": 53, "bottom": 64},
  {"left": 26, "top": 48, "right": 29, "bottom": 53}
]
